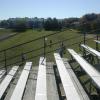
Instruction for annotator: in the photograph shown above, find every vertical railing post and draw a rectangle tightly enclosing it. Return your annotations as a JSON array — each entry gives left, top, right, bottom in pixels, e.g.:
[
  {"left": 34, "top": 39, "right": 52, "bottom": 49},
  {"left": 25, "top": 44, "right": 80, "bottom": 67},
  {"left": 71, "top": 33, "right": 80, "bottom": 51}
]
[
  {"left": 21, "top": 52, "right": 24, "bottom": 65},
  {"left": 83, "top": 32, "right": 86, "bottom": 57},
  {"left": 4, "top": 50, "right": 7, "bottom": 75},
  {"left": 96, "top": 33, "right": 99, "bottom": 51},
  {"left": 21, "top": 52, "right": 26, "bottom": 66},
  {"left": 43, "top": 36, "right": 46, "bottom": 58},
  {"left": 79, "top": 42, "right": 81, "bottom": 52},
  {"left": 83, "top": 32, "right": 86, "bottom": 45}
]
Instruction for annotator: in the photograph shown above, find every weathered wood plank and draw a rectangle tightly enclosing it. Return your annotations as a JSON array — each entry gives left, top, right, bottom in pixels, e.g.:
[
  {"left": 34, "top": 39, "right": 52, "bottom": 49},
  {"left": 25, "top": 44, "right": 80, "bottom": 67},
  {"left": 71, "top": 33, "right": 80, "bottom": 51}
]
[
  {"left": 23, "top": 66, "right": 38, "bottom": 100},
  {"left": 4, "top": 69, "right": 22, "bottom": 100},
  {"left": 10, "top": 62, "right": 32, "bottom": 100},
  {"left": 0, "top": 66, "right": 19, "bottom": 99},
  {"left": 46, "top": 62, "right": 59, "bottom": 100},
  {"left": 35, "top": 57, "right": 47, "bottom": 100},
  {"left": 63, "top": 58, "right": 90, "bottom": 100},
  {"left": 81, "top": 44, "right": 100, "bottom": 57},
  {"left": 54, "top": 53, "right": 81, "bottom": 100},
  {"left": 0, "top": 70, "right": 5, "bottom": 79}
]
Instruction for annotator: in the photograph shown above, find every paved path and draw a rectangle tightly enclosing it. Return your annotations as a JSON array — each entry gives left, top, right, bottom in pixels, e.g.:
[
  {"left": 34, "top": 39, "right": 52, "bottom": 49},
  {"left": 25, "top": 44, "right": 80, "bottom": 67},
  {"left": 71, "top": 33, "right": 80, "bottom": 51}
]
[{"left": 0, "top": 33, "right": 17, "bottom": 42}]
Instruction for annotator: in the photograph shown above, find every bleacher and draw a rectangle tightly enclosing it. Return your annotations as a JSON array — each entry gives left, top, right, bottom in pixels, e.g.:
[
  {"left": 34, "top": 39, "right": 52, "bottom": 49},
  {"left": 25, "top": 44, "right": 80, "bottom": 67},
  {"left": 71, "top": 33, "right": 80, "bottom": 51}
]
[
  {"left": 68, "top": 49, "right": 100, "bottom": 89},
  {"left": 0, "top": 70, "right": 5, "bottom": 79},
  {"left": 0, "top": 39, "right": 100, "bottom": 100},
  {"left": 81, "top": 44, "right": 100, "bottom": 57},
  {"left": 54, "top": 53, "right": 89, "bottom": 100},
  {"left": 0, "top": 56, "right": 91, "bottom": 100}
]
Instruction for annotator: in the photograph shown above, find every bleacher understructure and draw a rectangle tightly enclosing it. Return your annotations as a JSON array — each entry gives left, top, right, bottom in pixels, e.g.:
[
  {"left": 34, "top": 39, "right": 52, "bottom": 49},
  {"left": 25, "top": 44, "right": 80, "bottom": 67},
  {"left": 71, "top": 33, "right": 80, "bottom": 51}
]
[{"left": 0, "top": 40, "right": 100, "bottom": 100}]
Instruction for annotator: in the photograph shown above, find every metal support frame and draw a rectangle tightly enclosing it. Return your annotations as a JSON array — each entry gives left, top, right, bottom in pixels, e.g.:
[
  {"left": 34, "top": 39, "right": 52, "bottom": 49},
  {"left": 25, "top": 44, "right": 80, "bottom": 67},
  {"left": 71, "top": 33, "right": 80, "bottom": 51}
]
[
  {"left": 83, "top": 32, "right": 86, "bottom": 57},
  {"left": 79, "top": 42, "right": 82, "bottom": 52},
  {"left": 89, "top": 79, "right": 92, "bottom": 95},
  {"left": 96, "top": 87, "right": 100, "bottom": 97},
  {"left": 83, "top": 32, "right": 86, "bottom": 45},
  {"left": 82, "top": 48, "right": 86, "bottom": 57},
  {"left": 84, "top": 53, "right": 95, "bottom": 65},
  {"left": 96, "top": 33, "right": 99, "bottom": 51},
  {"left": 89, "top": 54, "right": 95, "bottom": 65},
  {"left": 96, "top": 56, "right": 100, "bottom": 64},
  {"left": 53, "top": 65, "right": 62, "bottom": 100}
]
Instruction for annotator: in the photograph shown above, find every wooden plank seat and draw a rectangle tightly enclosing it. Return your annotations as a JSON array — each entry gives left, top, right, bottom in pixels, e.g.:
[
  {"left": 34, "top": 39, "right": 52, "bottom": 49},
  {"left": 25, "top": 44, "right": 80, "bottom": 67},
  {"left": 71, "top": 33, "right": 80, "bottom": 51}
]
[
  {"left": 35, "top": 57, "right": 47, "bottom": 100},
  {"left": 94, "top": 40, "right": 100, "bottom": 44},
  {"left": 0, "top": 66, "right": 19, "bottom": 99},
  {"left": 81, "top": 44, "right": 100, "bottom": 58},
  {"left": 62, "top": 58, "right": 90, "bottom": 100},
  {"left": 68, "top": 49, "right": 100, "bottom": 89},
  {"left": 10, "top": 62, "right": 32, "bottom": 100},
  {"left": 0, "top": 70, "right": 6, "bottom": 79},
  {"left": 54, "top": 53, "right": 81, "bottom": 100}
]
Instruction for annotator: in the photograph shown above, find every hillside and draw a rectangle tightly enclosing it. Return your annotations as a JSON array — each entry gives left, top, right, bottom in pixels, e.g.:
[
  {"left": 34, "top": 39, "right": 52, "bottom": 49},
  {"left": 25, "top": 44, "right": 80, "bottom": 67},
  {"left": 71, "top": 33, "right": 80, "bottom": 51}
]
[{"left": 0, "top": 29, "right": 96, "bottom": 67}]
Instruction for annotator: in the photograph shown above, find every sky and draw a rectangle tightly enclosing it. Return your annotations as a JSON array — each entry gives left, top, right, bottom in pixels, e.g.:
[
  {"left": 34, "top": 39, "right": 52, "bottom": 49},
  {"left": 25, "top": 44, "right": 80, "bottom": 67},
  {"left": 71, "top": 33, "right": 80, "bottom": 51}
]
[{"left": 0, "top": 0, "right": 100, "bottom": 20}]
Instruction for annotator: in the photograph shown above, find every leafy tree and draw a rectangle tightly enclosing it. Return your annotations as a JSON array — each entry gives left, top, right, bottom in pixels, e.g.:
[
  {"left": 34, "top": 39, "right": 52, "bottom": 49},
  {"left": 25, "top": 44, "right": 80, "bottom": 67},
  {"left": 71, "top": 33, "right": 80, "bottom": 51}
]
[
  {"left": 0, "top": 13, "right": 100, "bottom": 33},
  {"left": 91, "top": 20, "right": 100, "bottom": 31},
  {"left": 62, "top": 18, "right": 79, "bottom": 28},
  {"left": 0, "top": 20, "right": 9, "bottom": 28},
  {"left": 44, "top": 18, "right": 62, "bottom": 31},
  {"left": 13, "top": 19, "right": 27, "bottom": 32},
  {"left": 82, "top": 13, "right": 97, "bottom": 22}
]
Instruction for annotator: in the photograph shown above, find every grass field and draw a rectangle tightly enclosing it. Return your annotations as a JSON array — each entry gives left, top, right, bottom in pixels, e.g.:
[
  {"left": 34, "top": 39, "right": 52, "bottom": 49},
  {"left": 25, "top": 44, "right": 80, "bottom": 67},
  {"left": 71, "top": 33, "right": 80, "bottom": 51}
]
[{"left": 0, "top": 29, "right": 97, "bottom": 67}]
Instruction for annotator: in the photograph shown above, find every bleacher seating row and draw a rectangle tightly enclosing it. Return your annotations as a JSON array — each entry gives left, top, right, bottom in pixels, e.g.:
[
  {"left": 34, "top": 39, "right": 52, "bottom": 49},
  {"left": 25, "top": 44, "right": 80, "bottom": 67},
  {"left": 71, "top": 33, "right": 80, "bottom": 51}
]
[
  {"left": 0, "top": 70, "right": 5, "bottom": 79},
  {"left": 35, "top": 57, "right": 47, "bottom": 100},
  {"left": 54, "top": 53, "right": 82, "bottom": 100},
  {"left": 0, "top": 40, "right": 100, "bottom": 100}
]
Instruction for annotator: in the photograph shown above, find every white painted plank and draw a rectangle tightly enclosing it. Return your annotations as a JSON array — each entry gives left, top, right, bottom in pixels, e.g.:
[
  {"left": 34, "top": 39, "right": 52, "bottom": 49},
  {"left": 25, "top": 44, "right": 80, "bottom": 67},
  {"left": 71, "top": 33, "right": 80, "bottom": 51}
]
[
  {"left": 63, "top": 58, "right": 90, "bottom": 100},
  {"left": 81, "top": 44, "right": 100, "bottom": 57},
  {"left": 0, "top": 66, "right": 19, "bottom": 99},
  {"left": 94, "top": 40, "right": 100, "bottom": 44},
  {"left": 68, "top": 49, "right": 100, "bottom": 89},
  {"left": 0, "top": 70, "right": 5, "bottom": 79},
  {"left": 10, "top": 62, "right": 32, "bottom": 100},
  {"left": 54, "top": 53, "right": 81, "bottom": 100},
  {"left": 35, "top": 57, "right": 47, "bottom": 100},
  {"left": 23, "top": 66, "right": 38, "bottom": 100}
]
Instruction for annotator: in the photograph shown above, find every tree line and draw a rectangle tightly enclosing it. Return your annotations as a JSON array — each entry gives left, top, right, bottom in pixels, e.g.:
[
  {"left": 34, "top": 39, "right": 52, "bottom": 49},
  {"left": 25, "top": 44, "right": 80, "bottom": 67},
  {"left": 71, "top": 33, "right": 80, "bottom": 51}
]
[{"left": 0, "top": 13, "right": 100, "bottom": 32}]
